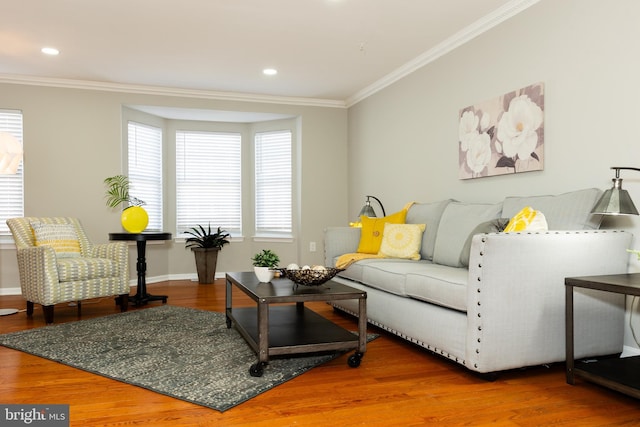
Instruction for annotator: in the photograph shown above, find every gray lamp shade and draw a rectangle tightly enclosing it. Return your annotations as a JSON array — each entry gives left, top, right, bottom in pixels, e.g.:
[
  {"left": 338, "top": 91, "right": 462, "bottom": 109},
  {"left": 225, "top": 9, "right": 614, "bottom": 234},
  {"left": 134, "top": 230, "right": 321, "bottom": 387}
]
[
  {"left": 591, "top": 178, "right": 639, "bottom": 215},
  {"left": 358, "top": 201, "right": 376, "bottom": 217},
  {"left": 357, "top": 195, "right": 386, "bottom": 219}
]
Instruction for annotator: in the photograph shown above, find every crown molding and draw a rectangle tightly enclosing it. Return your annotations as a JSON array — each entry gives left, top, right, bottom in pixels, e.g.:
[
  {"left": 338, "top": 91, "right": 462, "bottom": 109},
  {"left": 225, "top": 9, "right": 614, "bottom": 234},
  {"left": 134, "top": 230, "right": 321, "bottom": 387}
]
[
  {"left": 0, "top": 0, "right": 538, "bottom": 110},
  {"left": 345, "top": 0, "right": 540, "bottom": 108},
  {"left": 0, "top": 74, "right": 347, "bottom": 109}
]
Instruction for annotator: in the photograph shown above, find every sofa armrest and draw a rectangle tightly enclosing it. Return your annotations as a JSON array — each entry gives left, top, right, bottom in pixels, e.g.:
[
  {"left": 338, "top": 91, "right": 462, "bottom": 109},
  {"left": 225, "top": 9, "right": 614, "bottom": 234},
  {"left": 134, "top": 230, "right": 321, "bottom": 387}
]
[
  {"left": 465, "top": 230, "right": 632, "bottom": 373},
  {"left": 324, "top": 227, "right": 361, "bottom": 266}
]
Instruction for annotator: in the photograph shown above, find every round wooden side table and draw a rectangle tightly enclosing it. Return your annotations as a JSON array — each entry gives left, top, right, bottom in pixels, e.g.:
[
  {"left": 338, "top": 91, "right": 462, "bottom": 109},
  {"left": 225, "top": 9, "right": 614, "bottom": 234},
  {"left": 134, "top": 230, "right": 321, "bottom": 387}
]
[{"left": 109, "top": 232, "right": 172, "bottom": 306}]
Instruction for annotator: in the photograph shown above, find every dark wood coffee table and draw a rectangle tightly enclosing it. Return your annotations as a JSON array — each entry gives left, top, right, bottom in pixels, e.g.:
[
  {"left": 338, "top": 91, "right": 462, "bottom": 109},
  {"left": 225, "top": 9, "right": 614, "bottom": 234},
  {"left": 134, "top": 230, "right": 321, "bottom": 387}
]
[{"left": 225, "top": 271, "right": 368, "bottom": 377}]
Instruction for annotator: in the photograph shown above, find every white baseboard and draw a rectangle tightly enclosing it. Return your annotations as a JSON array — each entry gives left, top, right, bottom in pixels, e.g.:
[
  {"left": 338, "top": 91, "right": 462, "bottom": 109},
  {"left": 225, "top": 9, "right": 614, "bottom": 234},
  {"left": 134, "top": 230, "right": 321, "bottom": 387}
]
[
  {"left": 0, "top": 272, "right": 229, "bottom": 296},
  {"left": 0, "top": 287, "right": 21, "bottom": 296},
  {"left": 167, "top": 272, "right": 228, "bottom": 282}
]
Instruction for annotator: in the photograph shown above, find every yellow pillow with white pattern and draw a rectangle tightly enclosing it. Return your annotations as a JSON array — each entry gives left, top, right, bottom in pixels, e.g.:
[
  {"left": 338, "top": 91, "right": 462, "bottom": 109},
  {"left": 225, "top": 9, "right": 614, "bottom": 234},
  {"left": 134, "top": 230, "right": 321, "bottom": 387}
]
[
  {"left": 378, "top": 223, "right": 426, "bottom": 260},
  {"left": 31, "top": 222, "right": 81, "bottom": 258},
  {"left": 504, "top": 206, "right": 548, "bottom": 232}
]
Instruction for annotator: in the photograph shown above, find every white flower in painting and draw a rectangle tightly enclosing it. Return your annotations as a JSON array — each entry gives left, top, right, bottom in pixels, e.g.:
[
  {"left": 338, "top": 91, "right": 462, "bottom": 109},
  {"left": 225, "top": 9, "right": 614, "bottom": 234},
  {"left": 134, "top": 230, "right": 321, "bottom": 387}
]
[
  {"left": 496, "top": 95, "right": 543, "bottom": 160},
  {"left": 466, "top": 132, "right": 491, "bottom": 174},
  {"left": 480, "top": 112, "right": 491, "bottom": 131},
  {"left": 459, "top": 110, "right": 479, "bottom": 151}
]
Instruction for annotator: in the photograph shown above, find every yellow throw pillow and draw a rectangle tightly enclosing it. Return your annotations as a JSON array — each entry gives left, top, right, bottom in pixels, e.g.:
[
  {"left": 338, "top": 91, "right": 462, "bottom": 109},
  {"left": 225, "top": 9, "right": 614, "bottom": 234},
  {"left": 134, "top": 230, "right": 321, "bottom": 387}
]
[
  {"left": 504, "top": 206, "right": 548, "bottom": 232},
  {"left": 357, "top": 209, "right": 407, "bottom": 254},
  {"left": 31, "top": 222, "right": 82, "bottom": 258},
  {"left": 378, "top": 223, "right": 426, "bottom": 260}
]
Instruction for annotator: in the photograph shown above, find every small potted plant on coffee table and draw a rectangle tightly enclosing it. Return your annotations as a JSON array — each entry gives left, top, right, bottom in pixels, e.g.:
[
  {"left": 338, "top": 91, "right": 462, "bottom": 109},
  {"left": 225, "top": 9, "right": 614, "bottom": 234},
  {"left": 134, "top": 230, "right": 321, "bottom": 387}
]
[
  {"left": 251, "top": 249, "right": 280, "bottom": 283},
  {"left": 184, "top": 224, "right": 230, "bottom": 284}
]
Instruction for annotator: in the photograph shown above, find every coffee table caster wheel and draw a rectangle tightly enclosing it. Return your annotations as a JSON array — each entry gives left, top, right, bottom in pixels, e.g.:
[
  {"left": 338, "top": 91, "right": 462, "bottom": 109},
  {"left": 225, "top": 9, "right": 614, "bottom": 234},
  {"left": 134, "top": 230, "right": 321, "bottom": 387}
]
[
  {"left": 249, "top": 362, "right": 266, "bottom": 377},
  {"left": 348, "top": 352, "right": 363, "bottom": 368}
]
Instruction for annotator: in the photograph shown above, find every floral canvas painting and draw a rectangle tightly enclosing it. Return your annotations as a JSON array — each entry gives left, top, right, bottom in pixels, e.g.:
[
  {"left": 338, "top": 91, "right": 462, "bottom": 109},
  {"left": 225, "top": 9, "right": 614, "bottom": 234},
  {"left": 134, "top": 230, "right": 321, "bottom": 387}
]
[{"left": 458, "top": 82, "right": 544, "bottom": 179}]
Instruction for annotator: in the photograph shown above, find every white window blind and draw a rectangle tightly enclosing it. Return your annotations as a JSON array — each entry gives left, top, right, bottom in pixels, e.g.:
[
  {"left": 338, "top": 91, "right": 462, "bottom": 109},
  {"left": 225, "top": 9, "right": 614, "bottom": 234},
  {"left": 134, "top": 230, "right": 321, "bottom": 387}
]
[
  {"left": 128, "top": 121, "right": 163, "bottom": 231},
  {"left": 255, "top": 130, "right": 292, "bottom": 236},
  {"left": 0, "top": 110, "right": 24, "bottom": 236},
  {"left": 176, "top": 131, "right": 242, "bottom": 236}
]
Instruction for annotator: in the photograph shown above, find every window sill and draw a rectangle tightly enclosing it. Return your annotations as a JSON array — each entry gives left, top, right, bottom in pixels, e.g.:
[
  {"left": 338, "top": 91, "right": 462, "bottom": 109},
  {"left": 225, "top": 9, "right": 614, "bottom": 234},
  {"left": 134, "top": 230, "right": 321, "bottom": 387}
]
[
  {"left": 253, "top": 235, "right": 294, "bottom": 243},
  {"left": 175, "top": 236, "right": 244, "bottom": 244}
]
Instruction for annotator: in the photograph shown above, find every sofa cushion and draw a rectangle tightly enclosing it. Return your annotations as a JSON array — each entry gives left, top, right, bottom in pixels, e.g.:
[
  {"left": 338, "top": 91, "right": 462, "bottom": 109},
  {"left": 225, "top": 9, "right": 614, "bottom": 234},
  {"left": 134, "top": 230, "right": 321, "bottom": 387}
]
[
  {"left": 459, "top": 218, "right": 509, "bottom": 267},
  {"left": 501, "top": 188, "right": 602, "bottom": 230},
  {"left": 357, "top": 209, "right": 407, "bottom": 254},
  {"left": 378, "top": 223, "right": 425, "bottom": 260},
  {"left": 352, "top": 259, "right": 432, "bottom": 296},
  {"left": 405, "top": 264, "right": 468, "bottom": 312},
  {"left": 337, "top": 258, "right": 367, "bottom": 283},
  {"left": 405, "top": 199, "right": 453, "bottom": 261},
  {"left": 432, "top": 202, "right": 502, "bottom": 268}
]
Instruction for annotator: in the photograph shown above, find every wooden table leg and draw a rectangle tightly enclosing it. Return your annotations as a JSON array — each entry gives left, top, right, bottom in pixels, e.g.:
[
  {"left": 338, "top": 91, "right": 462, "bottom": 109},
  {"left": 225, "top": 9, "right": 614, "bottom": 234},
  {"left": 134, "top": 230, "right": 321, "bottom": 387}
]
[{"left": 566, "top": 284, "right": 575, "bottom": 385}]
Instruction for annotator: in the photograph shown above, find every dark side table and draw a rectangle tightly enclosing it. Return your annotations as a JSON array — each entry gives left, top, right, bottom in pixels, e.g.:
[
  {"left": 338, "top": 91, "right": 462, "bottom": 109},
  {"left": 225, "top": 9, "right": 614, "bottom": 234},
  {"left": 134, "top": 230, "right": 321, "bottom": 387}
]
[
  {"left": 109, "top": 232, "right": 172, "bottom": 306},
  {"left": 566, "top": 273, "right": 640, "bottom": 399}
]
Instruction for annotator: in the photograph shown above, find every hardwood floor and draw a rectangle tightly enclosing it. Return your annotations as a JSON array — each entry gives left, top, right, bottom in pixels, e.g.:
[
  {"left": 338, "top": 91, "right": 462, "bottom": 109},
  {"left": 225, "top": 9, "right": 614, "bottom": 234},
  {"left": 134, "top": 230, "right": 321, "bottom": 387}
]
[{"left": 1, "top": 279, "right": 639, "bottom": 426}]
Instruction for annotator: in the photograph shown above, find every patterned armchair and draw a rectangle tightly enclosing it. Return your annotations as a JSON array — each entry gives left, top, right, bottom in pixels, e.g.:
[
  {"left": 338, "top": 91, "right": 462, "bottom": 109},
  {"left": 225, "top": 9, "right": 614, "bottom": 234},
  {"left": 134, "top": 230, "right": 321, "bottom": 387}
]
[{"left": 6, "top": 217, "right": 130, "bottom": 323}]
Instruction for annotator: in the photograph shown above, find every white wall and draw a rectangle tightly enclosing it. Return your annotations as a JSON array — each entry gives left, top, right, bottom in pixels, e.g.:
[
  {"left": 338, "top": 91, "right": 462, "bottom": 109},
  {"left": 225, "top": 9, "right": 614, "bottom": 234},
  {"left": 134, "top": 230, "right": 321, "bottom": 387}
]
[
  {"left": 347, "top": 0, "right": 640, "bottom": 349},
  {"left": 0, "top": 84, "right": 348, "bottom": 291}
]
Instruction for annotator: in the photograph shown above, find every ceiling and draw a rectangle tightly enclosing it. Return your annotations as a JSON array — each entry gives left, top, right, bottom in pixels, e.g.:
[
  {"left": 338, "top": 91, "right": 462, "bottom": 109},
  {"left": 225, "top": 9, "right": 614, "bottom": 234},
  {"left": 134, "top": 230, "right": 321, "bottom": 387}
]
[{"left": 0, "top": 0, "right": 536, "bottom": 107}]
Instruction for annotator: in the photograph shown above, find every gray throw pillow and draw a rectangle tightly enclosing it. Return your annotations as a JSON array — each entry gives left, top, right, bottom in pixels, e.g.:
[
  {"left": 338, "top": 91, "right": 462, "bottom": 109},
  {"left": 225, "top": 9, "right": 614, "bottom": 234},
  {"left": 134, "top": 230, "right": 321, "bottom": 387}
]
[
  {"left": 433, "top": 202, "right": 503, "bottom": 267},
  {"left": 460, "top": 218, "right": 509, "bottom": 267}
]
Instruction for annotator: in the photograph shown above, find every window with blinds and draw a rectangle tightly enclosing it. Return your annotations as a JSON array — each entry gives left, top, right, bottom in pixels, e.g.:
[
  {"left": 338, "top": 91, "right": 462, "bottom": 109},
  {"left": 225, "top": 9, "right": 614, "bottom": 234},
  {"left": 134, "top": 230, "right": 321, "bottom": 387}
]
[
  {"left": 255, "top": 130, "right": 292, "bottom": 237},
  {"left": 128, "top": 121, "right": 163, "bottom": 231},
  {"left": 0, "top": 110, "right": 24, "bottom": 236},
  {"left": 176, "top": 131, "right": 242, "bottom": 236}
]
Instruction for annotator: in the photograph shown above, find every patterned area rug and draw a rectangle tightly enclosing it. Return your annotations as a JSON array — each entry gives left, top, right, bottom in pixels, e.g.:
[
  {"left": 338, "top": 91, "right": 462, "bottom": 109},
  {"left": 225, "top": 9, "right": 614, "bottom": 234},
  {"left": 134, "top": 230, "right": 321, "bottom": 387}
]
[{"left": 0, "top": 305, "right": 373, "bottom": 412}]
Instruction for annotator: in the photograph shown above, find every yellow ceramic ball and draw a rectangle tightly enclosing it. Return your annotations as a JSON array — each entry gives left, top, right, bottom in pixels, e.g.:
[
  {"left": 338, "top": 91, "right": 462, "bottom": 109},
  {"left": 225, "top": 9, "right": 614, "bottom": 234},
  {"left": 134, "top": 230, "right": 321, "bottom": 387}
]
[{"left": 121, "top": 206, "right": 148, "bottom": 233}]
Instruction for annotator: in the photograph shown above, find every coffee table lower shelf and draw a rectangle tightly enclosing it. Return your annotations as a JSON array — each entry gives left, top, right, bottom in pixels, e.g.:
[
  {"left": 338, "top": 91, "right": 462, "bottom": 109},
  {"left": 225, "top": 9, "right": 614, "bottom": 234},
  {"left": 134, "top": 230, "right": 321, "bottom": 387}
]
[{"left": 227, "top": 305, "right": 363, "bottom": 376}]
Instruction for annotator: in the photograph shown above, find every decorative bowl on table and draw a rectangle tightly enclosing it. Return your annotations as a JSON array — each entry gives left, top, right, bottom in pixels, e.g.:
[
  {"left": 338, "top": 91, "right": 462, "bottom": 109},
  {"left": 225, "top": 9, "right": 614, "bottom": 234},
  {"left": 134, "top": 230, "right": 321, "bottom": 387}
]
[{"left": 281, "top": 267, "right": 343, "bottom": 287}]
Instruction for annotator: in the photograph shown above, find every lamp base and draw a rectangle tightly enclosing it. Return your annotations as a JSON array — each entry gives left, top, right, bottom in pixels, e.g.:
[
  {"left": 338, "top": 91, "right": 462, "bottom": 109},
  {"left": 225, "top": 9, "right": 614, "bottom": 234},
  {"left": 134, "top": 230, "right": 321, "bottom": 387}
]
[{"left": 0, "top": 308, "right": 19, "bottom": 316}]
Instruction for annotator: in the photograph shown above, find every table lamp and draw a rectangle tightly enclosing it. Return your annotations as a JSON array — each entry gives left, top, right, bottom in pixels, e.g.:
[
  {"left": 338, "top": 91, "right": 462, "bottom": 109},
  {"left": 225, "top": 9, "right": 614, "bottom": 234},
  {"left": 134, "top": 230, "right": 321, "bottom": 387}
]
[
  {"left": 591, "top": 167, "right": 640, "bottom": 216},
  {"left": 358, "top": 195, "right": 386, "bottom": 218},
  {"left": 351, "top": 195, "right": 386, "bottom": 227}
]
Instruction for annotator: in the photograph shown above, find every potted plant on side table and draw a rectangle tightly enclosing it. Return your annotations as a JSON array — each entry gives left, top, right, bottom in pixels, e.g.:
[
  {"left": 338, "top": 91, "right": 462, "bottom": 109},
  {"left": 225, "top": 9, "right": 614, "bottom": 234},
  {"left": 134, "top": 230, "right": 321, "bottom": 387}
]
[
  {"left": 185, "top": 224, "right": 230, "bottom": 284},
  {"left": 104, "top": 174, "right": 148, "bottom": 233},
  {"left": 252, "top": 249, "right": 280, "bottom": 283}
]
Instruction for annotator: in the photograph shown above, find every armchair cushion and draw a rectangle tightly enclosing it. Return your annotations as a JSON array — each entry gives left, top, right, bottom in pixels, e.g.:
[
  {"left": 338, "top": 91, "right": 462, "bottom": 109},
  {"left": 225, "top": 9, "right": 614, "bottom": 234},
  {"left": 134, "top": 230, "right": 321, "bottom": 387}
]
[
  {"left": 31, "top": 221, "right": 81, "bottom": 258},
  {"left": 56, "top": 258, "right": 119, "bottom": 282}
]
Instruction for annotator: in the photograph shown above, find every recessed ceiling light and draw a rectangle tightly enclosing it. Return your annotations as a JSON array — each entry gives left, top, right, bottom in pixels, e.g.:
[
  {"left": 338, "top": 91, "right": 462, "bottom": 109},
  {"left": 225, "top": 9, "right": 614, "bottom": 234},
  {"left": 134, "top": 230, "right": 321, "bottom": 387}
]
[
  {"left": 41, "top": 47, "right": 59, "bottom": 56},
  {"left": 262, "top": 68, "right": 277, "bottom": 76}
]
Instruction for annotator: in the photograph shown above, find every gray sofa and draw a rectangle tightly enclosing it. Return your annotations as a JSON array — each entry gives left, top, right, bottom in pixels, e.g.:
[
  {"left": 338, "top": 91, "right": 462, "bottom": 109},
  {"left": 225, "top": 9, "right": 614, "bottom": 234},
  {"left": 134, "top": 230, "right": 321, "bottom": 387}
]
[{"left": 324, "top": 188, "right": 633, "bottom": 375}]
